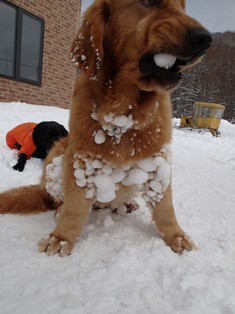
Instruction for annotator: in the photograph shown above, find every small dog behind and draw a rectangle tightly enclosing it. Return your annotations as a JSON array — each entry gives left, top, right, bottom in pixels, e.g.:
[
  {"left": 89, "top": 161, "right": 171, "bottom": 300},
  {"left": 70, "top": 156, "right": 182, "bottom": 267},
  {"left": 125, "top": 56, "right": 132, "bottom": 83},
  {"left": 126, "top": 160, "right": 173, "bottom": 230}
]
[{"left": 6, "top": 121, "right": 68, "bottom": 172}]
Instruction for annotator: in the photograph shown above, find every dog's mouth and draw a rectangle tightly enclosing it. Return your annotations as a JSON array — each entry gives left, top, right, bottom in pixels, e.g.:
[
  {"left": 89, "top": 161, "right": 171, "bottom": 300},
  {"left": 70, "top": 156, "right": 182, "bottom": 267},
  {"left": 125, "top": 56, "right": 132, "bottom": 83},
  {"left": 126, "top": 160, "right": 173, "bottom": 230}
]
[{"left": 138, "top": 51, "right": 205, "bottom": 90}]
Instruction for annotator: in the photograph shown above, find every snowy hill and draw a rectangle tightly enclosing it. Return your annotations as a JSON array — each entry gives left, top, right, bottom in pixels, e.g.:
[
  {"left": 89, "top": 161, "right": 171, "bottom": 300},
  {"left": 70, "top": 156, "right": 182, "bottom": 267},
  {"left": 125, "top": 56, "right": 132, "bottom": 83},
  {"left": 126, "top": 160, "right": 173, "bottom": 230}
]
[{"left": 0, "top": 102, "right": 235, "bottom": 314}]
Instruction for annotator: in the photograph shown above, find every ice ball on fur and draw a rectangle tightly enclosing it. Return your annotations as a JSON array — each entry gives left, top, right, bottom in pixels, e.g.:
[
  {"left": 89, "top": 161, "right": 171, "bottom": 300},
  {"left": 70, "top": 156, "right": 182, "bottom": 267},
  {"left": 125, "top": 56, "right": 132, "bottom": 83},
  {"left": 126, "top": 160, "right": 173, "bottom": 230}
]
[
  {"left": 94, "top": 130, "right": 106, "bottom": 144},
  {"left": 123, "top": 168, "right": 148, "bottom": 186},
  {"left": 137, "top": 157, "right": 157, "bottom": 172},
  {"left": 94, "top": 174, "right": 116, "bottom": 203},
  {"left": 111, "top": 168, "right": 126, "bottom": 183},
  {"left": 157, "top": 161, "right": 171, "bottom": 188}
]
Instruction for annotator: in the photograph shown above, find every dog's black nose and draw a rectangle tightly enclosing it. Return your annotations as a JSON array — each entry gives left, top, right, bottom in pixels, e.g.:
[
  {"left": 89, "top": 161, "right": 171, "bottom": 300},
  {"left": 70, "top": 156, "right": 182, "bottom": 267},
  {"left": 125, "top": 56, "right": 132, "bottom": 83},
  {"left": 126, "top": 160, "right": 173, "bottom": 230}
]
[{"left": 187, "top": 27, "right": 212, "bottom": 55}]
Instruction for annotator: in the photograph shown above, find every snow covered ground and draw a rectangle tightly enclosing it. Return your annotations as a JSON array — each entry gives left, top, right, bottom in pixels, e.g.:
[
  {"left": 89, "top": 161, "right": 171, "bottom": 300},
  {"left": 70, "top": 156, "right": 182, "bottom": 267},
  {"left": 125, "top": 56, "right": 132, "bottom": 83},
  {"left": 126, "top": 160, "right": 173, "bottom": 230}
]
[{"left": 0, "top": 102, "right": 235, "bottom": 314}]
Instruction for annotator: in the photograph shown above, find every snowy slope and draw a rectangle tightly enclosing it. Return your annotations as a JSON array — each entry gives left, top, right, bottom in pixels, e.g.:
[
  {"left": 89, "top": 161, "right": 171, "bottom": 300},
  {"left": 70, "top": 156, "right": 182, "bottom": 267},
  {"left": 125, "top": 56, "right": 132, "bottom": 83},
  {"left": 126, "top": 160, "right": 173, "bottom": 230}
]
[{"left": 0, "top": 102, "right": 235, "bottom": 314}]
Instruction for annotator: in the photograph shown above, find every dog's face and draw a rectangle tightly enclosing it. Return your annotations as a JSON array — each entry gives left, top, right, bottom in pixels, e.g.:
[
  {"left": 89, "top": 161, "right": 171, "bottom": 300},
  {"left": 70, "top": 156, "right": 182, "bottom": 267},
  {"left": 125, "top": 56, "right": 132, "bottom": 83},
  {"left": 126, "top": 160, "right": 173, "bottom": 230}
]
[{"left": 71, "top": 0, "right": 212, "bottom": 93}]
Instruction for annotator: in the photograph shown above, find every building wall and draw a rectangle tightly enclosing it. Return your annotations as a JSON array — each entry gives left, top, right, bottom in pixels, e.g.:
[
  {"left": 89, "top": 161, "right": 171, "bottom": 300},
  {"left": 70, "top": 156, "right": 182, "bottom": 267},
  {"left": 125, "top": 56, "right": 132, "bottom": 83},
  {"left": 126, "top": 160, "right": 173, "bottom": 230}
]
[{"left": 0, "top": 0, "right": 81, "bottom": 108}]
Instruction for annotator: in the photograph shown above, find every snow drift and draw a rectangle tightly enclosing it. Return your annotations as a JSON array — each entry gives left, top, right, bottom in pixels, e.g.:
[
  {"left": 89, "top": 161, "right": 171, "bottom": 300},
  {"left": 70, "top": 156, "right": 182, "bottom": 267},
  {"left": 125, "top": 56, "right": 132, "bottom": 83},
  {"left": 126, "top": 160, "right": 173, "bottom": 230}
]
[{"left": 0, "top": 102, "right": 234, "bottom": 314}]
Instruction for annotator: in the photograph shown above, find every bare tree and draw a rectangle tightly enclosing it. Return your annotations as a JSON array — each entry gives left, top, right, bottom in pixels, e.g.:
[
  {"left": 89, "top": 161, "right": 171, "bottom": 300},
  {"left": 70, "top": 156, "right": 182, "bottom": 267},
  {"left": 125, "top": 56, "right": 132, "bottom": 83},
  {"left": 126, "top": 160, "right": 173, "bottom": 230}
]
[{"left": 172, "top": 31, "right": 235, "bottom": 123}]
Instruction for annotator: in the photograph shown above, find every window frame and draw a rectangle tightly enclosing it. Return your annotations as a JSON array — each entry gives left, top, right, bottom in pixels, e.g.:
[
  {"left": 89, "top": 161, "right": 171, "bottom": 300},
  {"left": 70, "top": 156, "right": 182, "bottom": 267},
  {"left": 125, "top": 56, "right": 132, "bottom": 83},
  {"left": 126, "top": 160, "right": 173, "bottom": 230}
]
[
  {"left": 0, "top": 0, "right": 44, "bottom": 86},
  {"left": 0, "top": 0, "right": 17, "bottom": 80}
]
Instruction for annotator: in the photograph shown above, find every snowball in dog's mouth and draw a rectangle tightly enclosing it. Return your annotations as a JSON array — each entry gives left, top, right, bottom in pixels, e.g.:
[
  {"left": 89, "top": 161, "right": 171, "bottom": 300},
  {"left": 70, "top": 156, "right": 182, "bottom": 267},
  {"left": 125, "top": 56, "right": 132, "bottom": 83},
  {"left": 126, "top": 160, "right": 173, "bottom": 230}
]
[
  {"left": 153, "top": 54, "right": 177, "bottom": 70},
  {"left": 139, "top": 52, "right": 187, "bottom": 78},
  {"left": 139, "top": 51, "right": 206, "bottom": 79},
  {"left": 138, "top": 52, "right": 186, "bottom": 87},
  {"left": 138, "top": 50, "right": 207, "bottom": 89}
]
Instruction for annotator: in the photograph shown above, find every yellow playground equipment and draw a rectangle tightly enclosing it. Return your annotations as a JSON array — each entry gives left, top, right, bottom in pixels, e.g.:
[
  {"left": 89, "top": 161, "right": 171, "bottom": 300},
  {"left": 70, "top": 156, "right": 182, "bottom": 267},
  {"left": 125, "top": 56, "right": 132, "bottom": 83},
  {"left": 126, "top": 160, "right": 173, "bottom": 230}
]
[{"left": 179, "top": 102, "right": 225, "bottom": 136}]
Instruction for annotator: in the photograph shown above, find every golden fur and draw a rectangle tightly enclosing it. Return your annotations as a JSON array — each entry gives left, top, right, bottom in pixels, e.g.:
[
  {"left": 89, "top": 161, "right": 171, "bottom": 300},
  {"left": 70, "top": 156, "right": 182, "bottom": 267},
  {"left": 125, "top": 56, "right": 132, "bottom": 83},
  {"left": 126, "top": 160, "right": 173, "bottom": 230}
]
[{"left": 0, "top": 0, "right": 212, "bottom": 256}]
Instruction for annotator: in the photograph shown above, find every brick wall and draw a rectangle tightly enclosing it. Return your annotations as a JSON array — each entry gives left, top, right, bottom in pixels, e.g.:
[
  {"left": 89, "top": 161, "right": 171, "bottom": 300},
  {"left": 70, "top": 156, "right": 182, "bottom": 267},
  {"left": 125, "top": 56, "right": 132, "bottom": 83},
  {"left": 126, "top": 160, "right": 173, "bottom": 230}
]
[{"left": 0, "top": 0, "right": 81, "bottom": 108}]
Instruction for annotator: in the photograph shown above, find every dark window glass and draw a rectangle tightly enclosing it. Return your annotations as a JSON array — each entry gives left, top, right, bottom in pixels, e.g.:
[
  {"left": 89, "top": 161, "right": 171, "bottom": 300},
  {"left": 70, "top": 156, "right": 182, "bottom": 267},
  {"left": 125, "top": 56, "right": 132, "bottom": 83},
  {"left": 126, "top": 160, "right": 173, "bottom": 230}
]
[
  {"left": 0, "top": 0, "right": 44, "bottom": 85},
  {"left": 19, "top": 13, "right": 44, "bottom": 83},
  {"left": 0, "top": 2, "right": 17, "bottom": 77}
]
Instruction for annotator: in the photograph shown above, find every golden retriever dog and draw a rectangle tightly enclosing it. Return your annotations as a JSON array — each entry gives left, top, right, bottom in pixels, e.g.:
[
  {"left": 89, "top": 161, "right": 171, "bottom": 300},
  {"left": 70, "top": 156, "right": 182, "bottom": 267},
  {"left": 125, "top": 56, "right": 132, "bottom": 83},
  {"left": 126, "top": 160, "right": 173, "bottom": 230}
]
[{"left": 0, "top": 0, "right": 212, "bottom": 256}]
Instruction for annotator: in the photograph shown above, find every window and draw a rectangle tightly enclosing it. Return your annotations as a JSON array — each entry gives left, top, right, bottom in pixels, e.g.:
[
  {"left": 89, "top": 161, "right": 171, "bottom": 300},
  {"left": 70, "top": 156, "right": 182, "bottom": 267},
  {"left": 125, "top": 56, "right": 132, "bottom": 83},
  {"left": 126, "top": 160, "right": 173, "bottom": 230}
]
[
  {"left": 196, "top": 106, "right": 212, "bottom": 118},
  {"left": 0, "top": 2, "right": 16, "bottom": 77},
  {"left": 214, "top": 108, "right": 224, "bottom": 119},
  {"left": 0, "top": 0, "right": 44, "bottom": 85}
]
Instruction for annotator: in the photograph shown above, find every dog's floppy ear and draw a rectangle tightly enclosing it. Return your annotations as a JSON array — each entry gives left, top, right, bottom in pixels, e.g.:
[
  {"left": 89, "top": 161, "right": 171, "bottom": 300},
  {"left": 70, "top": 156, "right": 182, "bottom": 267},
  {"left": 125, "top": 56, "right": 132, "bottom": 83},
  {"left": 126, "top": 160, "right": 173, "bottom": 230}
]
[{"left": 70, "top": 1, "right": 110, "bottom": 79}]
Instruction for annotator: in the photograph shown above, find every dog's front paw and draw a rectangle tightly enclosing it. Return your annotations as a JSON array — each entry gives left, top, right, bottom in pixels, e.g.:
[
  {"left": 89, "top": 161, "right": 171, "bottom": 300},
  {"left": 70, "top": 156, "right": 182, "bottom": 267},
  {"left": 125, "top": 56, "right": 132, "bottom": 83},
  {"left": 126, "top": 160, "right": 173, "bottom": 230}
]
[
  {"left": 165, "top": 233, "right": 196, "bottom": 253},
  {"left": 38, "top": 235, "right": 73, "bottom": 256}
]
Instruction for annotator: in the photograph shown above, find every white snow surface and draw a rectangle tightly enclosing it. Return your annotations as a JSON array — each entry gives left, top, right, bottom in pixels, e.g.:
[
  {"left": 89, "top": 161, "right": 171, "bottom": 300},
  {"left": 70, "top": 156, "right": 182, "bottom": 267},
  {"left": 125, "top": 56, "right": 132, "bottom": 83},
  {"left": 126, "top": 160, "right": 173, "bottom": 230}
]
[{"left": 0, "top": 102, "right": 235, "bottom": 314}]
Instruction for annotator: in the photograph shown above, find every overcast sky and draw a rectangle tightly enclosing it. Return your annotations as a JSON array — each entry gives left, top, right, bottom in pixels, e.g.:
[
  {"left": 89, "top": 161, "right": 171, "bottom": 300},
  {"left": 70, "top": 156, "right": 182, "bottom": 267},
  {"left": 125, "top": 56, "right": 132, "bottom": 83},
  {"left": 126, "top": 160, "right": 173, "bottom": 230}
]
[
  {"left": 81, "top": 0, "right": 235, "bottom": 33},
  {"left": 187, "top": 0, "right": 235, "bottom": 33}
]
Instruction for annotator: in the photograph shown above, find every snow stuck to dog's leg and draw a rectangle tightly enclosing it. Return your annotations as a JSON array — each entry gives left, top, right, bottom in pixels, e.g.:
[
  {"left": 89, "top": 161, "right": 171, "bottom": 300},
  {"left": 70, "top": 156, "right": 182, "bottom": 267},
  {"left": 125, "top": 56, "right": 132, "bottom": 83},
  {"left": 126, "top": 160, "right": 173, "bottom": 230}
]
[{"left": 39, "top": 149, "right": 94, "bottom": 256}]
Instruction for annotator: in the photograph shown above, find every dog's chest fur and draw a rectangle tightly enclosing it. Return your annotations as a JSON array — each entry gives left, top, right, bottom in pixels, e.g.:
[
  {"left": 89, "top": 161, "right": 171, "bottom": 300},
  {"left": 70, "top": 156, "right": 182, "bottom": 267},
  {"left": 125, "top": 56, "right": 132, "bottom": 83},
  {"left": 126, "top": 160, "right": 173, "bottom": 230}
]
[
  {"left": 45, "top": 79, "right": 173, "bottom": 210},
  {"left": 71, "top": 79, "right": 172, "bottom": 168}
]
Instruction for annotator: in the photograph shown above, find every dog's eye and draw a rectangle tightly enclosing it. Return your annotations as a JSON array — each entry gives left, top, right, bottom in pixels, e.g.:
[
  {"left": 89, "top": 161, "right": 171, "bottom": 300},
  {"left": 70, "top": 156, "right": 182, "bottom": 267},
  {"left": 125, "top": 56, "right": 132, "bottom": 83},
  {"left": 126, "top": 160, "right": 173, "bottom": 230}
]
[{"left": 140, "top": 0, "right": 162, "bottom": 7}]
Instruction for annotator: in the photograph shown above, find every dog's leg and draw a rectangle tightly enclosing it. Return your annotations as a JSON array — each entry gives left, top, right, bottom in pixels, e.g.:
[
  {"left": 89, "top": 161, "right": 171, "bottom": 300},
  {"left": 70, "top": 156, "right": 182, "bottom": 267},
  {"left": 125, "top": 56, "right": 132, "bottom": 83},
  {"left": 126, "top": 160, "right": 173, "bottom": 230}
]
[
  {"left": 152, "top": 185, "right": 195, "bottom": 253},
  {"left": 39, "top": 195, "right": 92, "bottom": 256},
  {"left": 39, "top": 150, "right": 93, "bottom": 256}
]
